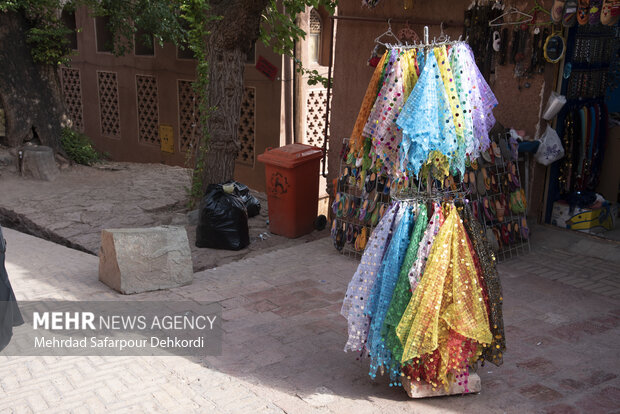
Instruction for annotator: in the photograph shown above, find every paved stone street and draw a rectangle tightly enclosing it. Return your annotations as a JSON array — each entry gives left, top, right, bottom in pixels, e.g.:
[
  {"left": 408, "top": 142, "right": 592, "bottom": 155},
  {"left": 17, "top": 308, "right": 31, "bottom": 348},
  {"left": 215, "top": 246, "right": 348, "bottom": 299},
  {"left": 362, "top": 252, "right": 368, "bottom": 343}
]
[{"left": 1, "top": 223, "right": 619, "bottom": 413}]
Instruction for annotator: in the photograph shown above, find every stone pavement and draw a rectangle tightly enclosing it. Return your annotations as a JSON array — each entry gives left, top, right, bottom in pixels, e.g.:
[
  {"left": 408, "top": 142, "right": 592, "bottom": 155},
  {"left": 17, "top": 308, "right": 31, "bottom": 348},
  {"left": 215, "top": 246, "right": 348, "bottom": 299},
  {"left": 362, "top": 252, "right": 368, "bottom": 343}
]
[
  {"left": 1, "top": 225, "right": 619, "bottom": 413},
  {"left": 0, "top": 160, "right": 326, "bottom": 272}
]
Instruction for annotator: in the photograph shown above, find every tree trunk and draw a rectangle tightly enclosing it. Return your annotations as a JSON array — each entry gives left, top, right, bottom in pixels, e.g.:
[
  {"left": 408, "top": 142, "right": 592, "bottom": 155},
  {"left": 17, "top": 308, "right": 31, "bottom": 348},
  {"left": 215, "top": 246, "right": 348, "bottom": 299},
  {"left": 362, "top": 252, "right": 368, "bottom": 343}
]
[
  {"left": 198, "top": 0, "right": 269, "bottom": 193},
  {"left": 201, "top": 44, "right": 245, "bottom": 194},
  {"left": 0, "top": 12, "right": 67, "bottom": 150}
]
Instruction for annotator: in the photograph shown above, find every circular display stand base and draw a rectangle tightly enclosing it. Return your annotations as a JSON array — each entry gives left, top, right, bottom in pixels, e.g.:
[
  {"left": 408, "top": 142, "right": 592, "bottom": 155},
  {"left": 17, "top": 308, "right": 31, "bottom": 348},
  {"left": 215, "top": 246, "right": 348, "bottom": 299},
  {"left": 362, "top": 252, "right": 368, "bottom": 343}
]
[{"left": 401, "top": 372, "right": 481, "bottom": 398}]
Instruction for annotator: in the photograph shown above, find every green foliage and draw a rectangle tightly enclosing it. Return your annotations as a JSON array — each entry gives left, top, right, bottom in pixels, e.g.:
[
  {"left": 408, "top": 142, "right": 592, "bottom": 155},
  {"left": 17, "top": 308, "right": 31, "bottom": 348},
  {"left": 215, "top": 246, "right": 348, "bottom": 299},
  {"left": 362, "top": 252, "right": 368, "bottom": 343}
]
[
  {"left": 26, "top": 24, "right": 73, "bottom": 65},
  {"left": 2, "top": 0, "right": 337, "bottom": 83},
  {"left": 3, "top": 0, "right": 337, "bottom": 199},
  {"left": 179, "top": 0, "right": 216, "bottom": 209},
  {"left": 60, "top": 127, "right": 101, "bottom": 165},
  {"left": 90, "top": 0, "right": 187, "bottom": 57},
  {"left": 2, "top": 0, "right": 74, "bottom": 65},
  {"left": 261, "top": 0, "right": 337, "bottom": 88}
]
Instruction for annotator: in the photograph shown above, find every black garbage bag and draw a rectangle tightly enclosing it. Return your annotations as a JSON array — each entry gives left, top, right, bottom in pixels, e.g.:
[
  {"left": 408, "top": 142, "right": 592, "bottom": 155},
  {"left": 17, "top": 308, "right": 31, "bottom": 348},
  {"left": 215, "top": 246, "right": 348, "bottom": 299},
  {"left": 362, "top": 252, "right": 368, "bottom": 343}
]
[
  {"left": 196, "top": 184, "right": 250, "bottom": 250},
  {"left": 225, "top": 181, "right": 261, "bottom": 218},
  {"left": 0, "top": 225, "right": 24, "bottom": 353}
]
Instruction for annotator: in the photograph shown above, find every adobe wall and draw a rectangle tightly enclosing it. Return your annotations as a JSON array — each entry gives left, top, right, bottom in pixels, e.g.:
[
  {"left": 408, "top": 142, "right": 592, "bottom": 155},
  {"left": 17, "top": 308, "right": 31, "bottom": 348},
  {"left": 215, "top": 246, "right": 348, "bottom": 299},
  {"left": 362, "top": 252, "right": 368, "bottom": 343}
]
[{"left": 67, "top": 8, "right": 288, "bottom": 192}]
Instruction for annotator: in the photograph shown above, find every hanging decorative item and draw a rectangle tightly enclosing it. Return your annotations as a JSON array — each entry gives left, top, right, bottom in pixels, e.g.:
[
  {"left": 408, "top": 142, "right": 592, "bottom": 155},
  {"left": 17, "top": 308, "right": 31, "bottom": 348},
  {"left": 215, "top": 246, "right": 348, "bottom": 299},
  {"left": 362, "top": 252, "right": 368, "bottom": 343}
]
[
  {"left": 398, "top": 21, "right": 420, "bottom": 44},
  {"left": 255, "top": 56, "right": 278, "bottom": 80},
  {"left": 368, "top": 44, "right": 387, "bottom": 67},
  {"left": 543, "top": 32, "right": 566, "bottom": 63},
  {"left": 335, "top": 24, "right": 514, "bottom": 398},
  {"left": 361, "top": 0, "right": 382, "bottom": 7}
]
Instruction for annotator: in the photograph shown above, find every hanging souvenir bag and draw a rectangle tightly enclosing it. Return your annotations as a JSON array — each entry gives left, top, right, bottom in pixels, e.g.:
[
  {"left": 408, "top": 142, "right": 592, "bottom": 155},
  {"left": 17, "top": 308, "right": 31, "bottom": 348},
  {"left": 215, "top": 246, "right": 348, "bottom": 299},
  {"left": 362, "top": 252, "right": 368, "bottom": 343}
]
[{"left": 535, "top": 125, "right": 565, "bottom": 166}]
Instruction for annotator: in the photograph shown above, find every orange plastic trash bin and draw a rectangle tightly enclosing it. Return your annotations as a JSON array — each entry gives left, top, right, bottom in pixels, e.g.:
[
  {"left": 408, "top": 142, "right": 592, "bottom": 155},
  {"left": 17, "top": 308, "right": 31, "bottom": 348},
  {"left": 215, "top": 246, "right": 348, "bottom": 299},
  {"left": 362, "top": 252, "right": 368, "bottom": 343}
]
[{"left": 257, "top": 143, "right": 324, "bottom": 238}]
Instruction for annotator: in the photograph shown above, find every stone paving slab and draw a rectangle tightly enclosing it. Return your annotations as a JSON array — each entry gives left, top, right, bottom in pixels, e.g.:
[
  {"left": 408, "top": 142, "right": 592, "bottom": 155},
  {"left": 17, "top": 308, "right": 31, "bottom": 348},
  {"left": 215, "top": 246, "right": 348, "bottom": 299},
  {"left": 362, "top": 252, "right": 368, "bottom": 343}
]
[{"left": 1, "top": 227, "right": 619, "bottom": 413}]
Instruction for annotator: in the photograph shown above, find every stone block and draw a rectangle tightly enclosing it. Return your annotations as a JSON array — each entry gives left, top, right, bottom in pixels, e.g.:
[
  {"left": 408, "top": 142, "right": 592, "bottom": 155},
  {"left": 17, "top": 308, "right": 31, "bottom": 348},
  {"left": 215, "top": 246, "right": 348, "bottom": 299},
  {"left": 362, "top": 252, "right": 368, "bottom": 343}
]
[
  {"left": 20, "top": 146, "right": 58, "bottom": 181},
  {"left": 99, "top": 226, "right": 193, "bottom": 294},
  {"left": 0, "top": 149, "right": 15, "bottom": 166},
  {"left": 401, "top": 372, "right": 481, "bottom": 398}
]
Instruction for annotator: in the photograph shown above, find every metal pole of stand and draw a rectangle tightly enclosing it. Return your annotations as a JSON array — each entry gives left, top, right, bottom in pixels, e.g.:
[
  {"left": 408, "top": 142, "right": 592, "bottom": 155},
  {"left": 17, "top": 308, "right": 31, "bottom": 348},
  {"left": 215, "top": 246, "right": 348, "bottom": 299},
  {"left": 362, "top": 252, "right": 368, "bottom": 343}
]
[{"left": 423, "top": 26, "right": 432, "bottom": 198}]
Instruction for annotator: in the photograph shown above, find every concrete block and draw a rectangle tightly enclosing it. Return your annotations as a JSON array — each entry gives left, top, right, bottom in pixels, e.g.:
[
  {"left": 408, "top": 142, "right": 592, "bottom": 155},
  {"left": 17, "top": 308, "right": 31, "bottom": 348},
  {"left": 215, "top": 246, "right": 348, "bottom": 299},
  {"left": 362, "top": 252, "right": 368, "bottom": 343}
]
[
  {"left": 401, "top": 372, "right": 481, "bottom": 398},
  {"left": 99, "top": 226, "right": 193, "bottom": 294},
  {"left": 20, "top": 146, "right": 58, "bottom": 181}
]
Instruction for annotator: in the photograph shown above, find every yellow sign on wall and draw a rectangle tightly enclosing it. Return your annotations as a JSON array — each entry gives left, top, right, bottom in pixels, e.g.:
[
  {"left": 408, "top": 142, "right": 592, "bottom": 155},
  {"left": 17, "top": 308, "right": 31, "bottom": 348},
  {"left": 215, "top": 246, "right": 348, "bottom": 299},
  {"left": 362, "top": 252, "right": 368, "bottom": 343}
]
[{"left": 159, "top": 124, "right": 174, "bottom": 153}]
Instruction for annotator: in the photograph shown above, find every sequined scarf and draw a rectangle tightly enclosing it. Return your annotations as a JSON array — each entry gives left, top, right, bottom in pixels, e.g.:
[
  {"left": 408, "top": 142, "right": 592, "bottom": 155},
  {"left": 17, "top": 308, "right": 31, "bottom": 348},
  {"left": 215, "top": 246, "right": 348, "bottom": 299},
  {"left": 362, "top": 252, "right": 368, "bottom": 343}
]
[
  {"left": 396, "top": 205, "right": 492, "bottom": 363},
  {"left": 350, "top": 51, "right": 389, "bottom": 152},
  {"left": 341, "top": 203, "right": 400, "bottom": 352},
  {"left": 382, "top": 204, "right": 428, "bottom": 376},
  {"left": 366, "top": 205, "right": 414, "bottom": 378},
  {"left": 462, "top": 204, "right": 506, "bottom": 366}
]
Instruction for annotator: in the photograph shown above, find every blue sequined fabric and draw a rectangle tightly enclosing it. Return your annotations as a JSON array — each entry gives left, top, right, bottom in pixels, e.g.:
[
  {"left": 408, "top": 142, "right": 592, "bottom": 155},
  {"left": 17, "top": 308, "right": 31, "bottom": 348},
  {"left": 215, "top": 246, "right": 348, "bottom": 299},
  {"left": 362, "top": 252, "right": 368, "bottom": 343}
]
[
  {"left": 366, "top": 205, "right": 414, "bottom": 378},
  {"left": 397, "top": 53, "right": 458, "bottom": 175}
]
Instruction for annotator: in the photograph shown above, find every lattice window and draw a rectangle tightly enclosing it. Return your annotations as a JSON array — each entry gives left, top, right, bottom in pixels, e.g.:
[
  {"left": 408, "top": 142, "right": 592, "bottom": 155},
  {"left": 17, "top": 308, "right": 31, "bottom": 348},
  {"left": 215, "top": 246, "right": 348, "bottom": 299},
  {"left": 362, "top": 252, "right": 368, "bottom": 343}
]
[
  {"left": 178, "top": 80, "right": 201, "bottom": 153},
  {"left": 61, "top": 67, "right": 84, "bottom": 131},
  {"left": 237, "top": 87, "right": 256, "bottom": 166},
  {"left": 136, "top": 75, "right": 159, "bottom": 145},
  {"left": 310, "top": 9, "right": 322, "bottom": 34},
  {"left": 97, "top": 71, "right": 121, "bottom": 137},
  {"left": 309, "top": 9, "right": 321, "bottom": 63},
  {"left": 305, "top": 88, "right": 329, "bottom": 147},
  {"left": 306, "top": 88, "right": 329, "bottom": 173}
]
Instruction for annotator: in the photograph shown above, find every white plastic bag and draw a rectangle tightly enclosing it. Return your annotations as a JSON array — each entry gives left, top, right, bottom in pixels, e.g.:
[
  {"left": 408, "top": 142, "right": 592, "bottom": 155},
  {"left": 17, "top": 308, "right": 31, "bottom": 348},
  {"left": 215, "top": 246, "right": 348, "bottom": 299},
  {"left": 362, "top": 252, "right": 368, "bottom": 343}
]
[
  {"left": 535, "top": 125, "right": 565, "bottom": 166},
  {"left": 542, "top": 91, "right": 567, "bottom": 121}
]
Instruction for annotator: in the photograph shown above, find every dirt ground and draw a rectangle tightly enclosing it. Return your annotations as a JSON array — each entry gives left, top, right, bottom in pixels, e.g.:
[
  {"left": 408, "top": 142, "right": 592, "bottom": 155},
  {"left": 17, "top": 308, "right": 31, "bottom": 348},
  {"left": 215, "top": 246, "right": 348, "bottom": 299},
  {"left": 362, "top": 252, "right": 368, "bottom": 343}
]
[{"left": 0, "top": 150, "right": 327, "bottom": 272}]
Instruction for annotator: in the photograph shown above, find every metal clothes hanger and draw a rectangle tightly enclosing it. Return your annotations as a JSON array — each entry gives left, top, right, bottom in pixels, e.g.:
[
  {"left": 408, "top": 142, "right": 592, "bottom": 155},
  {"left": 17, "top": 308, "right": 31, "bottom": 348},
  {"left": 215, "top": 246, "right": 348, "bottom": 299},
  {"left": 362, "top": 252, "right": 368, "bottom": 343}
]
[
  {"left": 527, "top": 0, "right": 551, "bottom": 17},
  {"left": 437, "top": 22, "right": 449, "bottom": 43},
  {"left": 374, "top": 19, "right": 403, "bottom": 47},
  {"left": 488, "top": 7, "right": 534, "bottom": 27}
]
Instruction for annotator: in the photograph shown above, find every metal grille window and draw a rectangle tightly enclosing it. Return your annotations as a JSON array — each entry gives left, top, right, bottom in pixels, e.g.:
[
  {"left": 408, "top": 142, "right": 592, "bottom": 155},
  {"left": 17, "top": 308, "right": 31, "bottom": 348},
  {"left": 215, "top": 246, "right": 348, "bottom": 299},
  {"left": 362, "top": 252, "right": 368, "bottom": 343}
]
[{"left": 309, "top": 9, "right": 321, "bottom": 64}]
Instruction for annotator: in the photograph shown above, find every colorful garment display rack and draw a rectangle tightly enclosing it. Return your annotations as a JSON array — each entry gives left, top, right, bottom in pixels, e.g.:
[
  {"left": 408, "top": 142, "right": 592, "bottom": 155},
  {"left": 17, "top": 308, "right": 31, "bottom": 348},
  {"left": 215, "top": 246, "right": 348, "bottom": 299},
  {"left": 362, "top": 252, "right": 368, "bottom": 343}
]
[
  {"left": 339, "top": 31, "right": 506, "bottom": 396},
  {"left": 332, "top": 37, "right": 500, "bottom": 258},
  {"left": 341, "top": 198, "right": 505, "bottom": 392}
]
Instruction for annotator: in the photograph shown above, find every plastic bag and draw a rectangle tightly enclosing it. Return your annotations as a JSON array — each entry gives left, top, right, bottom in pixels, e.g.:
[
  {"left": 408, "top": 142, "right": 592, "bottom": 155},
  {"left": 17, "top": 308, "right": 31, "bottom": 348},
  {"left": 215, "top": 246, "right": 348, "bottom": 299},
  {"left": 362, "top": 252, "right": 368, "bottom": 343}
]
[
  {"left": 196, "top": 184, "right": 250, "bottom": 250},
  {"left": 226, "top": 181, "right": 261, "bottom": 218},
  {"left": 542, "top": 91, "right": 567, "bottom": 121},
  {"left": 535, "top": 125, "right": 565, "bottom": 166}
]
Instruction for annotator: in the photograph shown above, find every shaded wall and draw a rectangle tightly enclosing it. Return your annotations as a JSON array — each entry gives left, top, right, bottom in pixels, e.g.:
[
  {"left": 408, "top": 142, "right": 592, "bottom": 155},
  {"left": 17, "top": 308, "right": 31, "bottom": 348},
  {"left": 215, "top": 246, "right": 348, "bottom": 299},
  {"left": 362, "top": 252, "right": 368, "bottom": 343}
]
[
  {"left": 65, "top": 8, "right": 288, "bottom": 192},
  {"left": 328, "top": 0, "right": 558, "bottom": 221}
]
